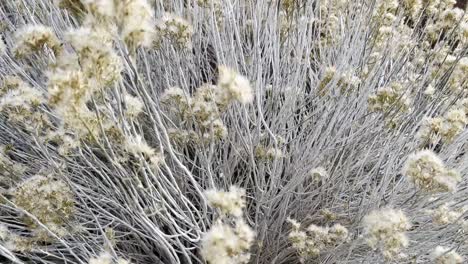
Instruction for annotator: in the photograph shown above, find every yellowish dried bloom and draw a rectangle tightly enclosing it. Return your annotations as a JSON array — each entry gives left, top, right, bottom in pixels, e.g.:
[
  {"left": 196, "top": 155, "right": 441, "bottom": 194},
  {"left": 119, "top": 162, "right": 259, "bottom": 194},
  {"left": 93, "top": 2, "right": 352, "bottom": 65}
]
[
  {"left": 161, "top": 86, "right": 189, "bottom": 103},
  {"left": 318, "top": 66, "right": 336, "bottom": 95},
  {"left": 156, "top": 13, "right": 193, "bottom": 49},
  {"left": 118, "top": 0, "right": 155, "bottom": 49},
  {"left": 167, "top": 128, "right": 198, "bottom": 146},
  {"left": 431, "top": 246, "right": 464, "bottom": 264},
  {"left": 89, "top": 252, "right": 112, "bottom": 264},
  {"left": 205, "top": 186, "right": 246, "bottom": 217},
  {"left": 82, "top": 0, "right": 116, "bottom": 20},
  {"left": 255, "top": 145, "right": 284, "bottom": 161},
  {"left": 362, "top": 208, "right": 410, "bottom": 259},
  {"left": 201, "top": 220, "right": 254, "bottom": 264},
  {"left": 368, "top": 82, "right": 411, "bottom": 113},
  {"left": 202, "top": 184, "right": 254, "bottom": 264},
  {"left": 0, "top": 81, "right": 45, "bottom": 111},
  {"left": 418, "top": 106, "right": 467, "bottom": 144},
  {"left": 0, "top": 78, "right": 51, "bottom": 129},
  {"left": 14, "top": 25, "right": 62, "bottom": 57},
  {"left": 44, "top": 130, "right": 81, "bottom": 155},
  {"left": 460, "top": 22, "right": 468, "bottom": 43},
  {"left": 401, "top": 0, "right": 422, "bottom": 18},
  {"left": 428, "top": 203, "right": 466, "bottom": 225},
  {"left": 65, "top": 27, "right": 122, "bottom": 86},
  {"left": 53, "top": 0, "right": 86, "bottom": 16},
  {"left": 287, "top": 218, "right": 348, "bottom": 260},
  {"left": 47, "top": 69, "right": 90, "bottom": 109},
  {"left": 12, "top": 175, "right": 75, "bottom": 241},
  {"left": 191, "top": 95, "right": 219, "bottom": 123},
  {"left": 201, "top": 118, "right": 228, "bottom": 140},
  {"left": 440, "top": 8, "right": 464, "bottom": 28},
  {"left": 0, "top": 149, "right": 26, "bottom": 189},
  {"left": 402, "top": 150, "right": 460, "bottom": 193}
]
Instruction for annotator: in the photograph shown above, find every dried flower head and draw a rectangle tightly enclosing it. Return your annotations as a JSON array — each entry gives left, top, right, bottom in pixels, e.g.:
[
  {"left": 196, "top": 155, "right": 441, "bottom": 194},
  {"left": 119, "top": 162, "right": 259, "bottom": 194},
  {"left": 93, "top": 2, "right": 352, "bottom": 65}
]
[
  {"left": 217, "top": 66, "right": 253, "bottom": 105},
  {"left": 205, "top": 186, "right": 246, "bottom": 217},
  {"left": 12, "top": 175, "right": 75, "bottom": 241},
  {"left": 429, "top": 203, "right": 466, "bottom": 225},
  {"left": 118, "top": 0, "right": 155, "bottom": 50},
  {"left": 201, "top": 220, "right": 254, "bottom": 264},
  {"left": 287, "top": 218, "right": 348, "bottom": 260},
  {"left": 368, "top": 82, "right": 411, "bottom": 114},
  {"left": 402, "top": 150, "right": 460, "bottom": 193},
  {"left": 156, "top": 13, "right": 193, "bottom": 49},
  {"left": 14, "top": 25, "right": 62, "bottom": 57},
  {"left": 362, "top": 208, "right": 411, "bottom": 259},
  {"left": 123, "top": 94, "right": 144, "bottom": 117},
  {"left": 430, "top": 246, "right": 463, "bottom": 264}
]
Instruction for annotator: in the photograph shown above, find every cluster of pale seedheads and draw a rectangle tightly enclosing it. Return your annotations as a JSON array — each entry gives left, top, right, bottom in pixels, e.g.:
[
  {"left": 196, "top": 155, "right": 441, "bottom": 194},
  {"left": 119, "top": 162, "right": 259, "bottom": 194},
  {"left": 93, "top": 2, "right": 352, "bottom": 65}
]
[{"left": 0, "top": 0, "right": 467, "bottom": 263}]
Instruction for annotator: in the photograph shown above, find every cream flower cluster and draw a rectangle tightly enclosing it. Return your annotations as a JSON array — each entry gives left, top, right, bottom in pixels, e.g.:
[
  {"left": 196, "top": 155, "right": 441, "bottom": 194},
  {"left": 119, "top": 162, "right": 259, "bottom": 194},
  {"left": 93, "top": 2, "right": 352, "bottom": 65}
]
[
  {"left": 288, "top": 218, "right": 348, "bottom": 260},
  {"left": 162, "top": 85, "right": 227, "bottom": 143},
  {"left": 55, "top": 0, "right": 156, "bottom": 51},
  {"left": 428, "top": 203, "right": 467, "bottom": 225},
  {"left": 81, "top": 0, "right": 116, "bottom": 21},
  {"left": 424, "top": 6, "right": 466, "bottom": 44},
  {"left": 401, "top": 0, "right": 422, "bottom": 18},
  {"left": 13, "top": 25, "right": 62, "bottom": 57},
  {"left": 201, "top": 219, "right": 255, "bottom": 264},
  {"left": 372, "top": 0, "right": 398, "bottom": 19},
  {"left": 123, "top": 93, "right": 144, "bottom": 117},
  {"left": 0, "top": 77, "right": 48, "bottom": 129},
  {"left": 205, "top": 186, "right": 246, "bottom": 217},
  {"left": 118, "top": 0, "right": 155, "bottom": 50},
  {"left": 431, "top": 246, "right": 464, "bottom": 264},
  {"left": 362, "top": 208, "right": 411, "bottom": 259},
  {"left": 254, "top": 145, "right": 284, "bottom": 161},
  {"left": 368, "top": 82, "right": 411, "bottom": 114},
  {"left": 402, "top": 150, "right": 460, "bottom": 193},
  {"left": 418, "top": 106, "right": 467, "bottom": 144},
  {"left": 313, "top": 0, "right": 352, "bottom": 46},
  {"left": 201, "top": 186, "right": 254, "bottom": 264},
  {"left": 317, "top": 66, "right": 361, "bottom": 96},
  {"left": 217, "top": 66, "right": 254, "bottom": 105},
  {"left": 124, "top": 134, "right": 164, "bottom": 169},
  {"left": 65, "top": 27, "right": 122, "bottom": 86},
  {"left": 53, "top": 0, "right": 85, "bottom": 16},
  {"left": 162, "top": 67, "right": 252, "bottom": 144},
  {"left": 156, "top": 13, "right": 193, "bottom": 49}
]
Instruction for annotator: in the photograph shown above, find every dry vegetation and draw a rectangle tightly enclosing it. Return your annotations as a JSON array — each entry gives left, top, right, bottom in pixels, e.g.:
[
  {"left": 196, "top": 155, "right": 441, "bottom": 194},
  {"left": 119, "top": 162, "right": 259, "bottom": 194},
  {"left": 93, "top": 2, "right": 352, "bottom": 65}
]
[{"left": 0, "top": 0, "right": 467, "bottom": 263}]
